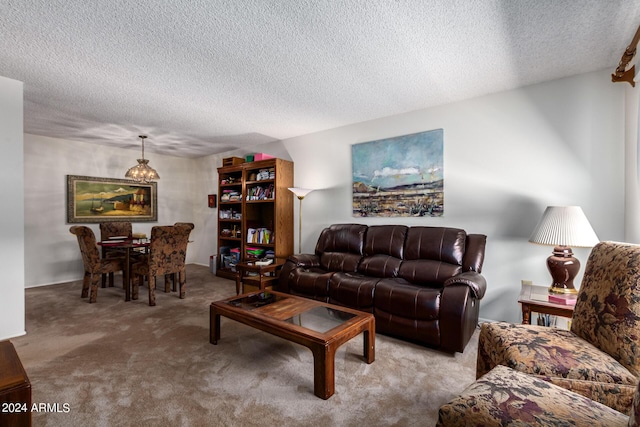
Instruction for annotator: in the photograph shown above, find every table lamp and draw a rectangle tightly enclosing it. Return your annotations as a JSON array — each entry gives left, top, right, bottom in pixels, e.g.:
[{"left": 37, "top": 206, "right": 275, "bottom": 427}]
[
  {"left": 528, "top": 206, "right": 599, "bottom": 294},
  {"left": 288, "top": 187, "right": 314, "bottom": 253}
]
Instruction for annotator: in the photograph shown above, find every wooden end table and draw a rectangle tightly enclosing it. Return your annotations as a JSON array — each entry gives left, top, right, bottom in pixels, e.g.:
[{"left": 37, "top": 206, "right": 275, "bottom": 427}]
[
  {"left": 518, "top": 297, "right": 574, "bottom": 325},
  {"left": 0, "top": 341, "right": 31, "bottom": 427},
  {"left": 235, "top": 258, "right": 286, "bottom": 295}
]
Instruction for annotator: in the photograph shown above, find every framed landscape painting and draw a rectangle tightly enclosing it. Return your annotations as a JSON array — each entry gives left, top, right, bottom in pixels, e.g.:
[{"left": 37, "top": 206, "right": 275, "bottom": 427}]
[
  {"left": 67, "top": 175, "right": 158, "bottom": 223},
  {"left": 352, "top": 129, "right": 444, "bottom": 217}
]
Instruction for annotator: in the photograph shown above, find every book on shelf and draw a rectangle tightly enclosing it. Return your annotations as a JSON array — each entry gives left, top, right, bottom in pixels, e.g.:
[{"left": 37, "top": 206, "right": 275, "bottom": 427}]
[
  {"left": 247, "top": 183, "right": 274, "bottom": 200},
  {"left": 548, "top": 294, "right": 577, "bottom": 306}
]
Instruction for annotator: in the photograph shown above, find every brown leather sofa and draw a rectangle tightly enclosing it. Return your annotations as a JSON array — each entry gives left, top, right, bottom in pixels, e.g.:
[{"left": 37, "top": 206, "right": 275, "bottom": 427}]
[{"left": 275, "top": 224, "right": 487, "bottom": 353}]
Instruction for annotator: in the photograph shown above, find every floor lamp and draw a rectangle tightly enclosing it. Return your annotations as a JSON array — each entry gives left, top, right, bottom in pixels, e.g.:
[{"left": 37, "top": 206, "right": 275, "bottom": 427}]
[{"left": 288, "top": 187, "right": 314, "bottom": 254}]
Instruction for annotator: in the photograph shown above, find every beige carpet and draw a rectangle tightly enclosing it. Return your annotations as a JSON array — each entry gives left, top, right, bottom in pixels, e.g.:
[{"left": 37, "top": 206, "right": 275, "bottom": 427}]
[{"left": 11, "top": 265, "right": 478, "bottom": 426}]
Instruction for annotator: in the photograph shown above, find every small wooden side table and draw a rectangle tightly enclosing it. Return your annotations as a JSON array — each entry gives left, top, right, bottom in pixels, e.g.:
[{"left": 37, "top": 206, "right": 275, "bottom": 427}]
[
  {"left": 518, "top": 297, "right": 574, "bottom": 325},
  {"left": 235, "top": 258, "right": 286, "bottom": 295}
]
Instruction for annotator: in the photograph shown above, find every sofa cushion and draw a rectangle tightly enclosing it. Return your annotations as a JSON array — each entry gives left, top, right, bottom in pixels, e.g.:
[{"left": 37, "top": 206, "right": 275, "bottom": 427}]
[
  {"left": 320, "top": 252, "right": 362, "bottom": 272},
  {"left": 314, "top": 224, "right": 367, "bottom": 272},
  {"left": 403, "top": 226, "right": 466, "bottom": 264},
  {"left": 398, "top": 259, "right": 462, "bottom": 286},
  {"left": 375, "top": 280, "right": 440, "bottom": 319},
  {"left": 398, "top": 227, "right": 465, "bottom": 285},
  {"left": 363, "top": 225, "right": 407, "bottom": 259},
  {"left": 328, "top": 272, "right": 378, "bottom": 311},
  {"left": 315, "top": 223, "right": 366, "bottom": 256},
  {"left": 285, "top": 268, "right": 334, "bottom": 301},
  {"left": 374, "top": 279, "right": 441, "bottom": 344},
  {"left": 357, "top": 254, "right": 402, "bottom": 278},
  {"left": 437, "top": 365, "right": 629, "bottom": 427}
]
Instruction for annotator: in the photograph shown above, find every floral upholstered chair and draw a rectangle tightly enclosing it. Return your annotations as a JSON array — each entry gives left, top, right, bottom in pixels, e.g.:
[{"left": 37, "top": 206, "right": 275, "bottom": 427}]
[
  {"left": 99, "top": 221, "right": 132, "bottom": 287},
  {"left": 477, "top": 241, "right": 640, "bottom": 414},
  {"left": 163, "top": 222, "right": 194, "bottom": 292},
  {"left": 131, "top": 224, "right": 192, "bottom": 306},
  {"left": 437, "top": 365, "right": 639, "bottom": 426},
  {"left": 99, "top": 221, "right": 132, "bottom": 241},
  {"left": 70, "top": 226, "right": 124, "bottom": 303}
]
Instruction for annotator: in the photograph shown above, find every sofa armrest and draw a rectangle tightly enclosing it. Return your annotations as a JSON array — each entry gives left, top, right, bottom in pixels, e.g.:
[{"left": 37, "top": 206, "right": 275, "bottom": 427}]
[
  {"left": 275, "top": 254, "right": 322, "bottom": 293},
  {"left": 286, "top": 254, "right": 321, "bottom": 269},
  {"left": 444, "top": 271, "right": 487, "bottom": 299}
]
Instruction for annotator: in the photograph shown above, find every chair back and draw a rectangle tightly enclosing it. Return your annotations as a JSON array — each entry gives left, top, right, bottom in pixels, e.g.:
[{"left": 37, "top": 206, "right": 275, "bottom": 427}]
[
  {"left": 70, "top": 226, "right": 101, "bottom": 273},
  {"left": 174, "top": 222, "right": 194, "bottom": 232},
  {"left": 99, "top": 221, "right": 132, "bottom": 240},
  {"left": 148, "top": 225, "right": 192, "bottom": 275},
  {"left": 571, "top": 241, "right": 640, "bottom": 376}
]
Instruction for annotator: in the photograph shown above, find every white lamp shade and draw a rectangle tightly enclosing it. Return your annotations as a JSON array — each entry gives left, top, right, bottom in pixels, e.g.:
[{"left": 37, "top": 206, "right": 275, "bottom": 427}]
[
  {"left": 288, "top": 187, "right": 314, "bottom": 198},
  {"left": 529, "top": 206, "right": 599, "bottom": 247}
]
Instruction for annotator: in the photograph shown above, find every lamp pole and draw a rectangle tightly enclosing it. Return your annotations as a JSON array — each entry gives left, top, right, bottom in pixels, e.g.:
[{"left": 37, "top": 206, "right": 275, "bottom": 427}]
[{"left": 288, "top": 188, "right": 314, "bottom": 254}]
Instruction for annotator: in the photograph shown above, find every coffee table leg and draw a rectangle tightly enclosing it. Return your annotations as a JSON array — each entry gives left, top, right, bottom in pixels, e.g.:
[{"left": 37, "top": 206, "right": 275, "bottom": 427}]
[
  {"left": 312, "top": 344, "right": 335, "bottom": 399},
  {"left": 210, "top": 306, "right": 220, "bottom": 345},
  {"left": 235, "top": 269, "right": 242, "bottom": 295},
  {"left": 364, "top": 324, "right": 375, "bottom": 364}
]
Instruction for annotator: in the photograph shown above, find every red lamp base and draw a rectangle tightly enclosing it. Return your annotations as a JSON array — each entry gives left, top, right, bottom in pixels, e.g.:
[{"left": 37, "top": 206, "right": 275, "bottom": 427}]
[{"left": 547, "top": 246, "right": 580, "bottom": 294}]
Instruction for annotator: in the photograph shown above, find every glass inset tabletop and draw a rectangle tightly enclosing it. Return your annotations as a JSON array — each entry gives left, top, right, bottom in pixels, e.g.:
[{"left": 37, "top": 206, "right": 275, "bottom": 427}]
[
  {"left": 284, "top": 306, "right": 356, "bottom": 333},
  {"left": 225, "top": 292, "right": 357, "bottom": 333},
  {"left": 226, "top": 292, "right": 285, "bottom": 310}
]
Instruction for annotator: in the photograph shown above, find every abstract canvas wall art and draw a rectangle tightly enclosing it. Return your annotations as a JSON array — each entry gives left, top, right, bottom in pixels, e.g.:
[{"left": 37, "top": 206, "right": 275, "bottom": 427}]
[{"left": 352, "top": 129, "right": 443, "bottom": 217}]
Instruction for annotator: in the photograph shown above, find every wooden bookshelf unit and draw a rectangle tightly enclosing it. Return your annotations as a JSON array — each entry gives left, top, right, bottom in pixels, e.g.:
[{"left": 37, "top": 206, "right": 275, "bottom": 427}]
[{"left": 216, "top": 158, "right": 293, "bottom": 279}]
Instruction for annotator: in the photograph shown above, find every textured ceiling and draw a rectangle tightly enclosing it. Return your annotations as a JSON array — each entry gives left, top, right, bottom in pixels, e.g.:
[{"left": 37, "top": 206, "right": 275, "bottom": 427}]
[{"left": 1, "top": 0, "right": 639, "bottom": 158}]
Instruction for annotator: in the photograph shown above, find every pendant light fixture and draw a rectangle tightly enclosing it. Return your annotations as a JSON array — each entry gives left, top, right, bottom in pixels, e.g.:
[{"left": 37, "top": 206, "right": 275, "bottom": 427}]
[{"left": 125, "top": 135, "right": 160, "bottom": 182}]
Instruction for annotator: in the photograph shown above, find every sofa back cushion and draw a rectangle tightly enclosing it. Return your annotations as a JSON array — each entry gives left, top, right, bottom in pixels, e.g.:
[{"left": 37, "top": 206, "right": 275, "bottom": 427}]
[
  {"left": 357, "top": 225, "right": 407, "bottom": 278},
  {"left": 398, "top": 227, "right": 466, "bottom": 285},
  {"left": 315, "top": 224, "right": 367, "bottom": 272}
]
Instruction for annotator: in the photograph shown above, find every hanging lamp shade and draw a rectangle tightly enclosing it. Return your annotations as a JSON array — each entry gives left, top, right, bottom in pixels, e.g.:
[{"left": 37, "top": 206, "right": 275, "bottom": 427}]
[{"left": 125, "top": 135, "right": 159, "bottom": 182}]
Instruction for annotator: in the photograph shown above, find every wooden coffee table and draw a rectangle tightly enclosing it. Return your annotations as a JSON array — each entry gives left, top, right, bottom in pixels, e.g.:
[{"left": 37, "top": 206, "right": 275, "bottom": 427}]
[{"left": 210, "top": 291, "right": 375, "bottom": 399}]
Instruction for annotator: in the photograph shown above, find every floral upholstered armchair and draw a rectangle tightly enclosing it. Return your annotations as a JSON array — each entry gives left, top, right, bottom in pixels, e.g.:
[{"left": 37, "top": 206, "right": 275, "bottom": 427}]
[{"left": 476, "top": 241, "right": 640, "bottom": 414}]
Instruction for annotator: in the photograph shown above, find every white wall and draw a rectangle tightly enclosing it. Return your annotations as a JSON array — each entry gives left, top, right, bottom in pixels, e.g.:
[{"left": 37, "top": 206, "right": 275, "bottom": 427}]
[
  {"left": 625, "top": 83, "right": 640, "bottom": 243},
  {"left": 21, "top": 69, "right": 627, "bottom": 325},
  {"left": 278, "top": 69, "right": 626, "bottom": 323},
  {"left": 24, "top": 134, "right": 200, "bottom": 287},
  {"left": 0, "top": 76, "right": 25, "bottom": 339}
]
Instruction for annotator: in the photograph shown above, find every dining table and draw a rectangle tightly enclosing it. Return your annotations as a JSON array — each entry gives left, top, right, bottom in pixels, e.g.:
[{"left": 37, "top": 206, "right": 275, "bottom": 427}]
[{"left": 97, "top": 237, "right": 149, "bottom": 301}]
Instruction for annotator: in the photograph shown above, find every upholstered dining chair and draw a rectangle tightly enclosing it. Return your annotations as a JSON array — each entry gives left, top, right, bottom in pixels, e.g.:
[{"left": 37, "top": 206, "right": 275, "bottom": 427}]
[
  {"left": 477, "top": 241, "right": 640, "bottom": 414},
  {"left": 131, "top": 224, "right": 192, "bottom": 306},
  {"left": 99, "top": 221, "right": 132, "bottom": 287},
  {"left": 164, "top": 222, "right": 194, "bottom": 292},
  {"left": 69, "top": 225, "right": 124, "bottom": 303},
  {"left": 99, "top": 221, "right": 132, "bottom": 241}
]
